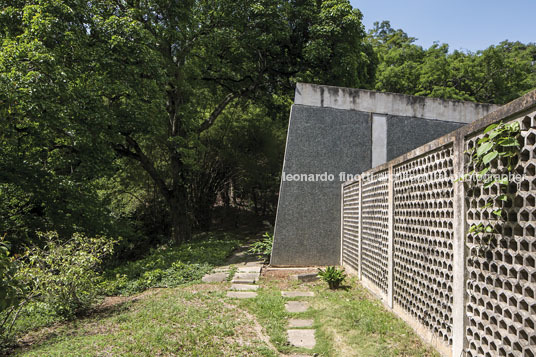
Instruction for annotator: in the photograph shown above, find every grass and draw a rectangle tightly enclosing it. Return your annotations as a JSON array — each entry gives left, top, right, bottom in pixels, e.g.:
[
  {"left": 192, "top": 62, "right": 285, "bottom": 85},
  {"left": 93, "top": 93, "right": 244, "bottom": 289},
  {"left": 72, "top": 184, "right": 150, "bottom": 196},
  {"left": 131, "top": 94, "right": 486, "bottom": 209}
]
[
  {"left": 8, "top": 230, "right": 441, "bottom": 356},
  {"left": 241, "top": 275, "right": 440, "bottom": 357},
  {"left": 310, "top": 278, "right": 439, "bottom": 357},
  {"left": 4, "top": 231, "right": 242, "bottom": 351},
  {"left": 15, "top": 287, "right": 276, "bottom": 356},
  {"left": 100, "top": 232, "right": 241, "bottom": 296},
  {"left": 14, "top": 276, "right": 438, "bottom": 357}
]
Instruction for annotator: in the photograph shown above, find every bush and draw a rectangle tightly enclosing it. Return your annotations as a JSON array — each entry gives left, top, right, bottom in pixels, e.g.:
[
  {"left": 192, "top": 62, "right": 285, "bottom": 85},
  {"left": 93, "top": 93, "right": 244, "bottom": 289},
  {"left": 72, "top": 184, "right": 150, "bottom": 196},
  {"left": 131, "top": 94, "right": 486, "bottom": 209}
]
[
  {"left": 0, "top": 235, "right": 26, "bottom": 346},
  {"left": 248, "top": 232, "right": 273, "bottom": 260},
  {"left": 318, "top": 266, "right": 346, "bottom": 289},
  {"left": 100, "top": 233, "right": 239, "bottom": 295},
  {"left": 16, "top": 232, "right": 115, "bottom": 318}
]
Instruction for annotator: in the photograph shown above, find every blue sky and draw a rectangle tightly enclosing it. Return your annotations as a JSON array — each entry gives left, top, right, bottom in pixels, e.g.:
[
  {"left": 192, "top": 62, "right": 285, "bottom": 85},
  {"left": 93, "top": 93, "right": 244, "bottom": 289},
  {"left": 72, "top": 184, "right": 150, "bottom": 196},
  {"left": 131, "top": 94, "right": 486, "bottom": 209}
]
[{"left": 350, "top": 0, "right": 535, "bottom": 52}]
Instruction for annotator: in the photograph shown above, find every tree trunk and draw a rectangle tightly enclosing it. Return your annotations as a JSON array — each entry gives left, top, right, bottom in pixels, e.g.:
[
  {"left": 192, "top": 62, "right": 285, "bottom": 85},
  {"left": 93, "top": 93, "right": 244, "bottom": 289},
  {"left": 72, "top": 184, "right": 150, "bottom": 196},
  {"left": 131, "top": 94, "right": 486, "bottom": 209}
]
[{"left": 169, "top": 190, "right": 191, "bottom": 245}]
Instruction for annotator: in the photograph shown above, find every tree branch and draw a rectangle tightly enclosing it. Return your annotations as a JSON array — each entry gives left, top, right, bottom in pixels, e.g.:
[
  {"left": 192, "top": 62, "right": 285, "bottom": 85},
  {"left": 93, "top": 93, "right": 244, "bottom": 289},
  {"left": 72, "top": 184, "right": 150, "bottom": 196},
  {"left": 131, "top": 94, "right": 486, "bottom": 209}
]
[
  {"left": 114, "top": 135, "right": 172, "bottom": 201},
  {"left": 197, "top": 92, "right": 237, "bottom": 134}
]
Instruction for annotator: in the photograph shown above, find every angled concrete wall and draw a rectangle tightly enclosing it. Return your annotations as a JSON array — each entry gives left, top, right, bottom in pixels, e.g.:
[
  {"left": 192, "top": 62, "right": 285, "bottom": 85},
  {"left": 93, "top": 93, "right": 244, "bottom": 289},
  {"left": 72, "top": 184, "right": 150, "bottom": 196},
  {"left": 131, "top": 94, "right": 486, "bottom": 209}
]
[{"left": 271, "top": 83, "right": 499, "bottom": 266}]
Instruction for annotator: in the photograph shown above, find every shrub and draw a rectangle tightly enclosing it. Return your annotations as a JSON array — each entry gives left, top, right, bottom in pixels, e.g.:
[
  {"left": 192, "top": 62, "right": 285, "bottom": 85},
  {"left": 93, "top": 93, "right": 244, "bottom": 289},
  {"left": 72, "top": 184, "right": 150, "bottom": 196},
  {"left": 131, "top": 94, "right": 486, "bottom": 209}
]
[
  {"left": 100, "top": 234, "right": 239, "bottom": 295},
  {"left": 248, "top": 232, "right": 273, "bottom": 260},
  {"left": 0, "top": 235, "right": 26, "bottom": 346},
  {"left": 16, "top": 232, "right": 115, "bottom": 318},
  {"left": 318, "top": 266, "right": 346, "bottom": 289}
]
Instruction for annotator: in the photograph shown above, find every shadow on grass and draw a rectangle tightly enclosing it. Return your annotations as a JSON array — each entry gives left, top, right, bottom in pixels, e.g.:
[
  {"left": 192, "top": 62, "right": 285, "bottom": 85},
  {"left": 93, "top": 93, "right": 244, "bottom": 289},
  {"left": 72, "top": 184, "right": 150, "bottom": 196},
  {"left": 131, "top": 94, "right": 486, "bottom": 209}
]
[
  {"left": 318, "top": 284, "right": 352, "bottom": 292},
  {"left": 14, "top": 292, "right": 150, "bottom": 354}
]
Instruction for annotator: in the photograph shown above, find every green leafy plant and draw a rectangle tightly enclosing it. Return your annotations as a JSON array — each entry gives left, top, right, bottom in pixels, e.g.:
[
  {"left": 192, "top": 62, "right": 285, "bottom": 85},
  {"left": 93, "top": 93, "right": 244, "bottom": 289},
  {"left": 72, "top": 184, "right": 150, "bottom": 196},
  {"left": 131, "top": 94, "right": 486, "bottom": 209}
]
[
  {"left": 317, "top": 266, "right": 347, "bottom": 290},
  {"left": 16, "top": 232, "right": 115, "bottom": 318},
  {"left": 462, "top": 121, "right": 521, "bottom": 245},
  {"left": 0, "top": 235, "right": 26, "bottom": 347},
  {"left": 100, "top": 234, "right": 239, "bottom": 295},
  {"left": 248, "top": 232, "right": 273, "bottom": 261}
]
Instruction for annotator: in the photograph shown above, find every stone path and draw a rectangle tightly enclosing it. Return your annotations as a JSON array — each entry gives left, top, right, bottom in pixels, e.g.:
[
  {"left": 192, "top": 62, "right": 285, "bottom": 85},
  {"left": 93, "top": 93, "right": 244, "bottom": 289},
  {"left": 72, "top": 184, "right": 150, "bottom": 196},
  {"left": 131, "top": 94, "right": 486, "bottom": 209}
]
[
  {"left": 225, "top": 262, "right": 263, "bottom": 298},
  {"left": 201, "top": 271, "right": 228, "bottom": 283},
  {"left": 201, "top": 241, "right": 263, "bottom": 299},
  {"left": 201, "top": 241, "right": 319, "bottom": 352},
  {"left": 287, "top": 329, "right": 316, "bottom": 349},
  {"left": 288, "top": 319, "right": 314, "bottom": 328},
  {"left": 282, "top": 290, "right": 317, "bottom": 350},
  {"left": 285, "top": 301, "right": 310, "bottom": 313}
]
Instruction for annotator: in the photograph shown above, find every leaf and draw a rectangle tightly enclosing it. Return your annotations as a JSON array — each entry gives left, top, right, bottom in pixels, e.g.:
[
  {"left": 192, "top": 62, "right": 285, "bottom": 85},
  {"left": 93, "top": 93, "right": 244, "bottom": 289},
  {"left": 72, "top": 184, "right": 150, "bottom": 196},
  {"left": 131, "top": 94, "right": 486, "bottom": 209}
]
[
  {"left": 488, "top": 130, "right": 501, "bottom": 140},
  {"left": 476, "top": 142, "right": 493, "bottom": 157},
  {"left": 485, "top": 225, "right": 494, "bottom": 233},
  {"left": 498, "top": 194, "right": 508, "bottom": 201},
  {"left": 484, "top": 123, "right": 498, "bottom": 133},
  {"left": 478, "top": 167, "right": 490, "bottom": 177},
  {"left": 492, "top": 209, "right": 503, "bottom": 216},
  {"left": 484, "top": 180, "right": 496, "bottom": 189},
  {"left": 477, "top": 137, "right": 490, "bottom": 145},
  {"left": 482, "top": 151, "right": 498, "bottom": 164},
  {"left": 497, "top": 177, "right": 509, "bottom": 185},
  {"left": 498, "top": 137, "right": 519, "bottom": 147},
  {"left": 507, "top": 122, "right": 520, "bottom": 132}
]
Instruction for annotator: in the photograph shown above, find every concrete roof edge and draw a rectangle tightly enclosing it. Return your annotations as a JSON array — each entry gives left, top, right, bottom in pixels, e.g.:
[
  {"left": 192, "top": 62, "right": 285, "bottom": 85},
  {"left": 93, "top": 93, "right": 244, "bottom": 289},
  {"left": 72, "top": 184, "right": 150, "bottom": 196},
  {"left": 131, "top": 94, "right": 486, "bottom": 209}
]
[
  {"left": 342, "top": 88, "right": 536, "bottom": 185},
  {"left": 295, "top": 82, "right": 500, "bottom": 124}
]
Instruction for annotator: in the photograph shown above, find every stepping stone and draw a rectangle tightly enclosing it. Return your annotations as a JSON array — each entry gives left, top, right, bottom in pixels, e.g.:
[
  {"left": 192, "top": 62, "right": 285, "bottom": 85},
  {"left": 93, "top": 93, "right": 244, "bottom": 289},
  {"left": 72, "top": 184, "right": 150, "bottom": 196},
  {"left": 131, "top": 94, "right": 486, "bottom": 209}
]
[
  {"left": 202, "top": 272, "right": 228, "bottom": 283},
  {"left": 226, "top": 291, "right": 257, "bottom": 299},
  {"left": 288, "top": 319, "right": 314, "bottom": 328},
  {"left": 232, "top": 273, "right": 259, "bottom": 284},
  {"left": 291, "top": 273, "right": 319, "bottom": 282},
  {"left": 287, "top": 329, "right": 316, "bottom": 349},
  {"left": 230, "top": 284, "right": 259, "bottom": 291},
  {"left": 237, "top": 266, "right": 262, "bottom": 274},
  {"left": 245, "top": 261, "right": 264, "bottom": 267},
  {"left": 282, "top": 291, "right": 315, "bottom": 298},
  {"left": 214, "top": 266, "right": 231, "bottom": 272},
  {"left": 285, "top": 301, "right": 309, "bottom": 313}
]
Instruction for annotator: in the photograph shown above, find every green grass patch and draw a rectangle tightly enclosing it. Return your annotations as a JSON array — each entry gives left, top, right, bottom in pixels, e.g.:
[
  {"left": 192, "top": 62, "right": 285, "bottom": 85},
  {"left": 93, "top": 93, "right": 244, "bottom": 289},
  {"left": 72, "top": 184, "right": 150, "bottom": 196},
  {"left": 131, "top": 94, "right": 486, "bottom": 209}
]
[
  {"left": 6, "top": 232, "right": 241, "bottom": 349},
  {"left": 100, "top": 232, "right": 241, "bottom": 295},
  {"left": 16, "top": 288, "right": 276, "bottom": 356},
  {"left": 311, "top": 277, "right": 440, "bottom": 357},
  {"left": 242, "top": 278, "right": 439, "bottom": 356},
  {"left": 239, "top": 287, "right": 331, "bottom": 356}
]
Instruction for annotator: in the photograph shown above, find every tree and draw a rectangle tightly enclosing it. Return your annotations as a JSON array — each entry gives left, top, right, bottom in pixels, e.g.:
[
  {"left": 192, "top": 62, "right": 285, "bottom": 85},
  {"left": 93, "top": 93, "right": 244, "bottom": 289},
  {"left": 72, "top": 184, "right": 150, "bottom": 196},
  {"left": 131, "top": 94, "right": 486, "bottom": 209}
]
[
  {"left": 369, "top": 21, "right": 536, "bottom": 104},
  {"left": 1, "top": 0, "right": 375, "bottom": 245}
]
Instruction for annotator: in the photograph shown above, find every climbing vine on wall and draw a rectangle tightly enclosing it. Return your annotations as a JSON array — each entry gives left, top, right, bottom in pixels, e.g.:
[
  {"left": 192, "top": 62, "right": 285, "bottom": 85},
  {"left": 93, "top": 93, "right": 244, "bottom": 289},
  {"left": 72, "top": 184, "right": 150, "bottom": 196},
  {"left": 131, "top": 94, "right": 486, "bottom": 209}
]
[{"left": 463, "top": 121, "right": 521, "bottom": 246}]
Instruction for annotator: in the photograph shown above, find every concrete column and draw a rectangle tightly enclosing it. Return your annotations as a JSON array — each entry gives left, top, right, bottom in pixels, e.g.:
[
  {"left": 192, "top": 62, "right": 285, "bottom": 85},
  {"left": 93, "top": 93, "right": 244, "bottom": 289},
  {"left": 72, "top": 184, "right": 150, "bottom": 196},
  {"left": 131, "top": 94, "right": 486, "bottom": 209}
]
[
  {"left": 357, "top": 177, "right": 363, "bottom": 280},
  {"left": 372, "top": 114, "right": 387, "bottom": 167},
  {"left": 452, "top": 133, "right": 468, "bottom": 356},
  {"left": 387, "top": 165, "right": 394, "bottom": 309}
]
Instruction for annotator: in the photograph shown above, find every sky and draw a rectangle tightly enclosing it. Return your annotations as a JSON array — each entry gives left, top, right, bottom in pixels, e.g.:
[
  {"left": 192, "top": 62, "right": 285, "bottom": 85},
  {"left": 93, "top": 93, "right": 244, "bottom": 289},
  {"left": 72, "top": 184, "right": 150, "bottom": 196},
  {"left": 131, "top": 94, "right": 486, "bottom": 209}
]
[{"left": 350, "top": 0, "right": 535, "bottom": 52}]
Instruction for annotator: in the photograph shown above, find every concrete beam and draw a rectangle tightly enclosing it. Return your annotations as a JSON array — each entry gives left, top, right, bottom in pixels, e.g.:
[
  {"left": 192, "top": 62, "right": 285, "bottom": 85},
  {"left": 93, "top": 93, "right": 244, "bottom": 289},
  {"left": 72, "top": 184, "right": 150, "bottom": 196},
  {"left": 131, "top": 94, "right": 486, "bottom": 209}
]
[{"left": 295, "top": 83, "right": 499, "bottom": 123}]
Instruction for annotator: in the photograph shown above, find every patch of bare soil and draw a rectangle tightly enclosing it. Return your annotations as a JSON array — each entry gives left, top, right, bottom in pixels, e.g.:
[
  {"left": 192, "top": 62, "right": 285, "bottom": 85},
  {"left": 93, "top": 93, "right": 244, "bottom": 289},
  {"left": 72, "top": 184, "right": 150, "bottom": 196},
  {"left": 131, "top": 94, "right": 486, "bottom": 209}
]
[
  {"left": 97, "top": 288, "right": 161, "bottom": 311},
  {"left": 262, "top": 268, "right": 320, "bottom": 290},
  {"left": 222, "top": 302, "right": 280, "bottom": 355}
]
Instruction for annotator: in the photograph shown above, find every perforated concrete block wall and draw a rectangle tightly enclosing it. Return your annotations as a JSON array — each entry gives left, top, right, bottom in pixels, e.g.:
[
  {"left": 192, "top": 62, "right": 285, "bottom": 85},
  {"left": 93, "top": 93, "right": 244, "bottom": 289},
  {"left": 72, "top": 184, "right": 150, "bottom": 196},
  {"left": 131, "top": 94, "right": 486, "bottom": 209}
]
[
  {"left": 342, "top": 180, "right": 360, "bottom": 273},
  {"left": 341, "top": 89, "right": 536, "bottom": 357},
  {"left": 393, "top": 145, "right": 455, "bottom": 346},
  {"left": 360, "top": 171, "right": 390, "bottom": 296},
  {"left": 464, "top": 111, "right": 536, "bottom": 357}
]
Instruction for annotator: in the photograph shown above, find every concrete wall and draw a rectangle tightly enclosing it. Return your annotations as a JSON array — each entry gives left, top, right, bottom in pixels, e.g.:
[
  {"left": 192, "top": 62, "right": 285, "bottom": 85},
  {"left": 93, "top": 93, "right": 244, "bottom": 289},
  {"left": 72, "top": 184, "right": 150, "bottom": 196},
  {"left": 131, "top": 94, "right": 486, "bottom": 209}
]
[
  {"left": 271, "top": 83, "right": 499, "bottom": 266},
  {"left": 341, "top": 89, "right": 536, "bottom": 357}
]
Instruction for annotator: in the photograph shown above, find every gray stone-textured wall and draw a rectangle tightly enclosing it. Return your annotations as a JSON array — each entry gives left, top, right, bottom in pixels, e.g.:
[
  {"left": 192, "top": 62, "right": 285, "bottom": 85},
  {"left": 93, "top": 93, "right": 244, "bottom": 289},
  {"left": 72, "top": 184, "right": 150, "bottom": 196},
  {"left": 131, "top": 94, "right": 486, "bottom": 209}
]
[
  {"left": 272, "top": 83, "right": 499, "bottom": 266},
  {"left": 386, "top": 115, "right": 463, "bottom": 160},
  {"left": 341, "top": 89, "right": 536, "bottom": 357},
  {"left": 271, "top": 105, "right": 371, "bottom": 266}
]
